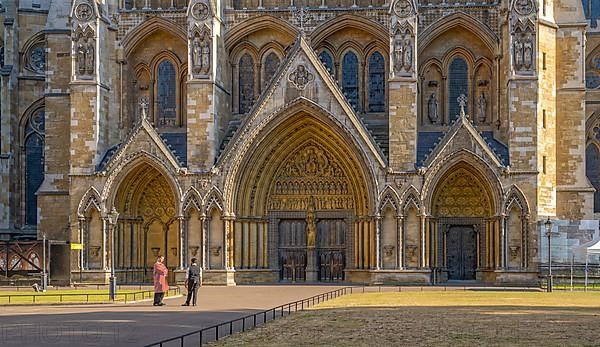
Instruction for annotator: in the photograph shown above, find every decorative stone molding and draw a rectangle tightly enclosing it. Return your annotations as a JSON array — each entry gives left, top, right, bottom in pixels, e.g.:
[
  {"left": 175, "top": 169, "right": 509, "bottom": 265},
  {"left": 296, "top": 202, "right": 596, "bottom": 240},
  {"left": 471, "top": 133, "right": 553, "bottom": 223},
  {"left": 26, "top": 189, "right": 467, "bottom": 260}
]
[
  {"left": 390, "top": 0, "right": 417, "bottom": 79},
  {"left": 188, "top": 0, "right": 213, "bottom": 80},
  {"left": 509, "top": 0, "right": 536, "bottom": 75}
]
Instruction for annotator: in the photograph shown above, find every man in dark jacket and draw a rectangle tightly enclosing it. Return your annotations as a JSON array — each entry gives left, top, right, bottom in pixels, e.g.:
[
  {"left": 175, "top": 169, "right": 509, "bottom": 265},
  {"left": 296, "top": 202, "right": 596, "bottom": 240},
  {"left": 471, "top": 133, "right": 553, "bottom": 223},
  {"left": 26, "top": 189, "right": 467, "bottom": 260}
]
[{"left": 182, "top": 258, "right": 202, "bottom": 306}]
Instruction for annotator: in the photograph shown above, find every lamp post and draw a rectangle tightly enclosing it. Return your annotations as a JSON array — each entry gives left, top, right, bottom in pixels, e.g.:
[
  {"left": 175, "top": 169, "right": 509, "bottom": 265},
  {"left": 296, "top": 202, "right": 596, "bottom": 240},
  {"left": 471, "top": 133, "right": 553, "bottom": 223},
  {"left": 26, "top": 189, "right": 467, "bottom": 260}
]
[
  {"left": 107, "top": 207, "right": 119, "bottom": 301},
  {"left": 545, "top": 217, "right": 553, "bottom": 293}
]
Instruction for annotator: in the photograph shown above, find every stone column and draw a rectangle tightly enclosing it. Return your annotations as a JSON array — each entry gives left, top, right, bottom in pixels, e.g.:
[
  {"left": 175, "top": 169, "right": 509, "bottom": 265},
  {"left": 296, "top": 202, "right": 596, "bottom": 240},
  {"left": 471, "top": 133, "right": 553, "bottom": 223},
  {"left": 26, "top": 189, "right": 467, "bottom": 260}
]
[
  {"left": 178, "top": 216, "right": 185, "bottom": 269},
  {"left": 200, "top": 215, "right": 207, "bottom": 269},
  {"left": 375, "top": 215, "right": 381, "bottom": 270},
  {"left": 419, "top": 214, "right": 426, "bottom": 268},
  {"left": 396, "top": 216, "right": 404, "bottom": 269}
]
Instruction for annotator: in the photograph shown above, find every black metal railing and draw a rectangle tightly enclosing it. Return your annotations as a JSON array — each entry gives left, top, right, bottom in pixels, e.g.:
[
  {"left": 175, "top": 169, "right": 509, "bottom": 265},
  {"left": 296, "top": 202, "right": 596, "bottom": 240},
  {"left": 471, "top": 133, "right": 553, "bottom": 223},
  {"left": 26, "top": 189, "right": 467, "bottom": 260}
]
[
  {"left": 0, "top": 286, "right": 180, "bottom": 305},
  {"left": 145, "top": 286, "right": 355, "bottom": 347}
]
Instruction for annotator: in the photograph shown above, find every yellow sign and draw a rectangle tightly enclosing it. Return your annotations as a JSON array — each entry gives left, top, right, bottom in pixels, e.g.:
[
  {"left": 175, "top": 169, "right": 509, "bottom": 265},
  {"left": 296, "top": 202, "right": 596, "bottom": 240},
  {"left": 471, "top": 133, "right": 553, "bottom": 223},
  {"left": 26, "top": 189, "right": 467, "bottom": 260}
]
[{"left": 70, "top": 243, "right": 83, "bottom": 250}]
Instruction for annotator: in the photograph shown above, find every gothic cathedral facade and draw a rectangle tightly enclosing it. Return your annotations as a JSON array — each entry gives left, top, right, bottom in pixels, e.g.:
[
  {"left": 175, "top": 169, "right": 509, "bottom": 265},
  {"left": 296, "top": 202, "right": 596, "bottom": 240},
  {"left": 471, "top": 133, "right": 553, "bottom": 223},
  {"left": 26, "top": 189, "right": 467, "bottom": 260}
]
[{"left": 1, "top": 0, "right": 599, "bottom": 285}]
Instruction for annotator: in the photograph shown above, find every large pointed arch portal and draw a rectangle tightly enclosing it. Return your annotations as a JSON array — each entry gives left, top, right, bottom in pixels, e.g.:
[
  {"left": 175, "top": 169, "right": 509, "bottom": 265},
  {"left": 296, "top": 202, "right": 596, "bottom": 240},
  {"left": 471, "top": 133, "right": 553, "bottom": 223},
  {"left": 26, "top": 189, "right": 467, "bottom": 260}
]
[{"left": 232, "top": 109, "right": 375, "bottom": 282}]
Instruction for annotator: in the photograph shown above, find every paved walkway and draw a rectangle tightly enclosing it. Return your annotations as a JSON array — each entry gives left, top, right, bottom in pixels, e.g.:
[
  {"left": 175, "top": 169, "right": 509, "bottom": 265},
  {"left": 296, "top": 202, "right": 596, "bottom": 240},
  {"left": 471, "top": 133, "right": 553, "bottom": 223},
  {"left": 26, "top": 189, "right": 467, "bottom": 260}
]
[{"left": 0, "top": 285, "right": 342, "bottom": 346}]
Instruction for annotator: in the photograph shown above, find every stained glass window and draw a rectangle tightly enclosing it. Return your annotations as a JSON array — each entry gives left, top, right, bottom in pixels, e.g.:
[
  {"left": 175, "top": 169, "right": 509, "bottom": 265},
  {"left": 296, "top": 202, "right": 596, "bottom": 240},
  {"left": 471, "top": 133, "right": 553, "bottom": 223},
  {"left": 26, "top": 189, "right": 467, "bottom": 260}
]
[
  {"left": 449, "top": 57, "right": 469, "bottom": 122},
  {"left": 24, "top": 110, "right": 45, "bottom": 226},
  {"left": 319, "top": 51, "right": 334, "bottom": 74},
  {"left": 342, "top": 51, "right": 359, "bottom": 111},
  {"left": 587, "top": 72, "right": 600, "bottom": 89},
  {"left": 239, "top": 53, "right": 255, "bottom": 114},
  {"left": 263, "top": 52, "right": 280, "bottom": 89},
  {"left": 586, "top": 144, "right": 600, "bottom": 212},
  {"left": 368, "top": 52, "right": 385, "bottom": 112},
  {"left": 157, "top": 60, "right": 177, "bottom": 127}
]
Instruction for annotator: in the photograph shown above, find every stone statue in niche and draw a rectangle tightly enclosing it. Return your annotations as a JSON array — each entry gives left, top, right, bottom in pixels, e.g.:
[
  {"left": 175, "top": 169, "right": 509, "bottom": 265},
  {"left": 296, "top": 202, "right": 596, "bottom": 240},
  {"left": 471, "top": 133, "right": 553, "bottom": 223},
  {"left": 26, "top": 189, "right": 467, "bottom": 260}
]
[
  {"left": 523, "top": 38, "right": 533, "bottom": 69},
  {"left": 477, "top": 92, "right": 487, "bottom": 123},
  {"left": 393, "top": 27, "right": 413, "bottom": 74},
  {"left": 201, "top": 39, "right": 210, "bottom": 74},
  {"left": 513, "top": 27, "right": 534, "bottom": 73},
  {"left": 428, "top": 92, "right": 438, "bottom": 123},
  {"left": 191, "top": 30, "right": 211, "bottom": 76},
  {"left": 76, "top": 33, "right": 95, "bottom": 76},
  {"left": 393, "top": 30, "right": 404, "bottom": 73},
  {"left": 85, "top": 41, "right": 94, "bottom": 75},
  {"left": 192, "top": 35, "right": 201, "bottom": 73},
  {"left": 514, "top": 39, "right": 523, "bottom": 68},
  {"left": 403, "top": 38, "right": 412, "bottom": 72}
]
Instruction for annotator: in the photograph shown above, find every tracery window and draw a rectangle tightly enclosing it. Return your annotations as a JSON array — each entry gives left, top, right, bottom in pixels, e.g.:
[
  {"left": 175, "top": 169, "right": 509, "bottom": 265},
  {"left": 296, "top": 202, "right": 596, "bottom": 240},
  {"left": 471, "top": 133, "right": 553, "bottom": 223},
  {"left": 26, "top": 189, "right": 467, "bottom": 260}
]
[
  {"left": 448, "top": 56, "right": 469, "bottom": 121},
  {"left": 319, "top": 50, "right": 334, "bottom": 74},
  {"left": 25, "top": 42, "right": 45, "bottom": 74},
  {"left": 582, "top": 0, "right": 600, "bottom": 26},
  {"left": 342, "top": 51, "right": 359, "bottom": 111},
  {"left": 239, "top": 53, "right": 255, "bottom": 114},
  {"left": 24, "top": 109, "right": 45, "bottom": 226},
  {"left": 368, "top": 51, "right": 385, "bottom": 112},
  {"left": 586, "top": 52, "right": 600, "bottom": 89},
  {"left": 157, "top": 60, "right": 177, "bottom": 127},
  {"left": 262, "top": 52, "right": 280, "bottom": 88},
  {"left": 588, "top": 122, "right": 600, "bottom": 213}
]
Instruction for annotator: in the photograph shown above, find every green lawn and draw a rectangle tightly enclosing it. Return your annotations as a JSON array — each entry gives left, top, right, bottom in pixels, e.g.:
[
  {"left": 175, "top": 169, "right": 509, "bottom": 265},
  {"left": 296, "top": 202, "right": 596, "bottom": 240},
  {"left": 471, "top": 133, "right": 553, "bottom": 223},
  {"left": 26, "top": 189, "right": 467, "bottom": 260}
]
[
  {"left": 212, "top": 291, "right": 600, "bottom": 346},
  {"left": 0, "top": 289, "right": 173, "bottom": 304}
]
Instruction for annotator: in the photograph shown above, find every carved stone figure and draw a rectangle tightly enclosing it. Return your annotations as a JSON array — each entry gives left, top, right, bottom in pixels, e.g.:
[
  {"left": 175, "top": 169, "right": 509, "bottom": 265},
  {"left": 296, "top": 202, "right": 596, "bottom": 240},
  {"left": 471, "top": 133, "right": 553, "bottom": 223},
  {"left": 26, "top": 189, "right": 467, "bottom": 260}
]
[
  {"left": 201, "top": 39, "right": 210, "bottom": 73},
  {"left": 428, "top": 93, "right": 438, "bottom": 123},
  {"left": 393, "top": 30, "right": 404, "bottom": 73},
  {"left": 515, "top": 0, "right": 533, "bottom": 15},
  {"left": 477, "top": 92, "right": 487, "bottom": 123},
  {"left": 140, "top": 97, "right": 149, "bottom": 121},
  {"left": 514, "top": 39, "right": 523, "bottom": 68},
  {"left": 85, "top": 42, "right": 94, "bottom": 75},
  {"left": 192, "top": 35, "right": 202, "bottom": 73},
  {"left": 403, "top": 39, "right": 412, "bottom": 71},
  {"left": 306, "top": 197, "right": 317, "bottom": 248},
  {"left": 77, "top": 43, "right": 86, "bottom": 75},
  {"left": 75, "top": 31, "right": 95, "bottom": 76},
  {"left": 523, "top": 38, "right": 533, "bottom": 69}
]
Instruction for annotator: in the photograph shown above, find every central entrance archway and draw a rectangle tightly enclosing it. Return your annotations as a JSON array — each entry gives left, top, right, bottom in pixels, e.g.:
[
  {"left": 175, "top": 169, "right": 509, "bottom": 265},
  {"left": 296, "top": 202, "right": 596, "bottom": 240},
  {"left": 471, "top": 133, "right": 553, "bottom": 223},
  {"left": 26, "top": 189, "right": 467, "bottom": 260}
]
[
  {"left": 432, "top": 164, "right": 495, "bottom": 281},
  {"left": 231, "top": 108, "right": 374, "bottom": 282}
]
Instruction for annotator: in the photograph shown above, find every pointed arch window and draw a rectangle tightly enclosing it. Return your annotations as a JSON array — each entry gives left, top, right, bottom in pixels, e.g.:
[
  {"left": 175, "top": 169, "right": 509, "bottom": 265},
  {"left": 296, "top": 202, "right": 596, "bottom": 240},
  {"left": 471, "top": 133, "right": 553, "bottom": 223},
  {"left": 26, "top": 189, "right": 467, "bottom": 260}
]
[
  {"left": 319, "top": 50, "right": 334, "bottom": 74},
  {"left": 24, "top": 109, "right": 45, "bottom": 226},
  {"left": 587, "top": 142, "right": 600, "bottom": 212},
  {"left": 448, "top": 56, "right": 469, "bottom": 122},
  {"left": 157, "top": 60, "right": 177, "bottom": 127},
  {"left": 342, "top": 51, "right": 359, "bottom": 111},
  {"left": 262, "top": 52, "right": 280, "bottom": 89},
  {"left": 368, "top": 51, "right": 385, "bottom": 112},
  {"left": 239, "top": 53, "right": 255, "bottom": 114}
]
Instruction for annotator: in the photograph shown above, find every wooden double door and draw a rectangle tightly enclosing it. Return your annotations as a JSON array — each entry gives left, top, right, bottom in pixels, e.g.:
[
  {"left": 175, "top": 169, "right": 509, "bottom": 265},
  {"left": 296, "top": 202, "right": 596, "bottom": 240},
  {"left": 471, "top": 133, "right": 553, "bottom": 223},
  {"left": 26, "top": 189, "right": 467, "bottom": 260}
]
[
  {"left": 279, "top": 219, "right": 346, "bottom": 282},
  {"left": 446, "top": 226, "right": 477, "bottom": 280}
]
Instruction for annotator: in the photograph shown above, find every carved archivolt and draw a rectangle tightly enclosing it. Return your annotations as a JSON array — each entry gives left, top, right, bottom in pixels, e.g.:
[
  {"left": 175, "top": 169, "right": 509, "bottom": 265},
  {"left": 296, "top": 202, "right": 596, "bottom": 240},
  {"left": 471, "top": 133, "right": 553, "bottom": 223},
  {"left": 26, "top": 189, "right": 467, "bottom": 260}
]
[{"left": 268, "top": 144, "right": 354, "bottom": 211}]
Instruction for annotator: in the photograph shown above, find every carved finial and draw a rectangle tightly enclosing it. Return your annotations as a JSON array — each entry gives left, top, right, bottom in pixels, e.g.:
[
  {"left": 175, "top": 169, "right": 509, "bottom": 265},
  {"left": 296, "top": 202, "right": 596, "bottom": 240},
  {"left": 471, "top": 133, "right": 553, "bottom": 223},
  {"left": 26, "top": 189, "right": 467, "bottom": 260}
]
[
  {"left": 458, "top": 94, "right": 468, "bottom": 118},
  {"left": 292, "top": 7, "right": 311, "bottom": 37},
  {"left": 140, "top": 97, "right": 149, "bottom": 121}
]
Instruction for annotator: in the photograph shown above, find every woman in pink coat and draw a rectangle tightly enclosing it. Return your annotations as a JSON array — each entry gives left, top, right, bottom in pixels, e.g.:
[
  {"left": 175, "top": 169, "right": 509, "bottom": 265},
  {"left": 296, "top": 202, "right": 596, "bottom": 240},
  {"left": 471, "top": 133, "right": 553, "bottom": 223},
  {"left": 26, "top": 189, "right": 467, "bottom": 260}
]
[{"left": 153, "top": 255, "right": 169, "bottom": 306}]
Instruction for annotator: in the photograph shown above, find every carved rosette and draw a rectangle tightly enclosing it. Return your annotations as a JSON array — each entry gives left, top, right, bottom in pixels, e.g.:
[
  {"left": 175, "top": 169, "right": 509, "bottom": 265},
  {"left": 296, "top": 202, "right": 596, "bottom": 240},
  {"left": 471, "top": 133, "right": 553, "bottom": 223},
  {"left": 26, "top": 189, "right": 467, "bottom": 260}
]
[
  {"left": 510, "top": 0, "right": 536, "bottom": 75},
  {"left": 288, "top": 65, "right": 315, "bottom": 90},
  {"left": 188, "top": 0, "right": 213, "bottom": 79}
]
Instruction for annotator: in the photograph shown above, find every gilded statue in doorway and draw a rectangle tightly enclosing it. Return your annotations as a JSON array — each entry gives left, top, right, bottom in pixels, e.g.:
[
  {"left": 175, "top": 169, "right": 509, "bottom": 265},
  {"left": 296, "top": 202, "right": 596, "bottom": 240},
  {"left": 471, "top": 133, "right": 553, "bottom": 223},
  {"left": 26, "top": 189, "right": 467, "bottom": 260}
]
[{"left": 306, "top": 196, "right": 317, "bottom": 248}]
